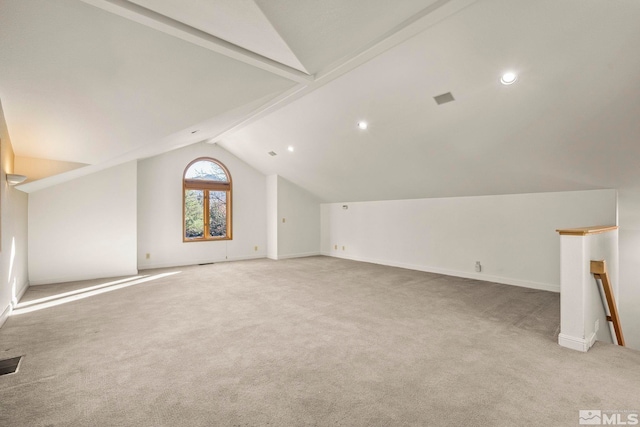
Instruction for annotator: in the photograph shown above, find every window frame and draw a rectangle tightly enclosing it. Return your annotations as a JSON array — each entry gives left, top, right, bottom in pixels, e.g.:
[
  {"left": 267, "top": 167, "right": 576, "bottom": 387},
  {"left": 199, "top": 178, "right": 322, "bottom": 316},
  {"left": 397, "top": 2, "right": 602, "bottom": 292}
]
[{"left": 182, "top": 157, "right": 233, "bottom": 242}]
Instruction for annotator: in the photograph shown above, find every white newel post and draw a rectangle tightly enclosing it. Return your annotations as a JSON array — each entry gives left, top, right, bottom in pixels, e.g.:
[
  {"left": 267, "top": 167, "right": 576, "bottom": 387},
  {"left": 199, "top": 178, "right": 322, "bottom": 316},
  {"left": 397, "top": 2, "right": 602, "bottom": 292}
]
[{"left": 556, "top": 226, "right": 619, "bottom": 352}]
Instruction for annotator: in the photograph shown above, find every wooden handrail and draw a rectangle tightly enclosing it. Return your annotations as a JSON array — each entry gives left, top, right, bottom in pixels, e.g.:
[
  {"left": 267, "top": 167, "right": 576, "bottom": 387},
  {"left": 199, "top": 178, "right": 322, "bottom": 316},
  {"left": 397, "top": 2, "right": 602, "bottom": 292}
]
[
  {"left": 556, "top": 225, "right": 618, "bottom": 236},
  {"left": 590, "top": 260, "right": 625, "bottom": 346}
]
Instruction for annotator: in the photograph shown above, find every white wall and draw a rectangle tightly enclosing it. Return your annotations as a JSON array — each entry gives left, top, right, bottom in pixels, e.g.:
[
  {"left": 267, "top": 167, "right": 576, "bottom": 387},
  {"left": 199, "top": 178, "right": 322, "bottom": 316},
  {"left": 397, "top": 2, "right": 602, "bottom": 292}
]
[
  {"left": 266, "top": 175, "right": 321, "bottom": 260},
  {"left": 558, "top": 229, "right": 618, "bottom": 352},
  {"left": 28, "top": 161, "right": 138, "bottom": 285},
  {"left": 276, "top": 176, "right": 320, "bottom": 259},
  {"left": 617, "top": 189, "right": 640, "bottom": 350},
  {"left": 137, "top": 142, "right": 266, "bottom": 269},
  {"left": 321, "top": 190, "right": 617, "bottom": 292},
  {"left": 266, "top": 175, "right": 278, "bottom": 260},
  {"left": 0, "top": 101, "right": 29, "bottom": 327}
]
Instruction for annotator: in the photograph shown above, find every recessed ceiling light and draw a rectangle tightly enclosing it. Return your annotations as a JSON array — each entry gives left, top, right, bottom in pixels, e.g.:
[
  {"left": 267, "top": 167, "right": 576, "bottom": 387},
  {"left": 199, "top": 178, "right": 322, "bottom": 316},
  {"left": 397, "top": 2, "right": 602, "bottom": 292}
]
[
  {"left": 357, "top": 121, "right": 368, "bottom": 130},
  {"left": 500, "top": 72, "right": 517, "bottom": 85},
  {"left": 287, "top": 146, "right": 294, "bottom": 152}
]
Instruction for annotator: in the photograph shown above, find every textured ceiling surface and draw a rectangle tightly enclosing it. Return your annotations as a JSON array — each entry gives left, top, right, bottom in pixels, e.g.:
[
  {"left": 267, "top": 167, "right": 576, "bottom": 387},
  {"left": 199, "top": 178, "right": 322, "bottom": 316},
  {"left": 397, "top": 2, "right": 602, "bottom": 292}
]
[{"left": 2, "top": 0, "right": 640, "bottom": 201}]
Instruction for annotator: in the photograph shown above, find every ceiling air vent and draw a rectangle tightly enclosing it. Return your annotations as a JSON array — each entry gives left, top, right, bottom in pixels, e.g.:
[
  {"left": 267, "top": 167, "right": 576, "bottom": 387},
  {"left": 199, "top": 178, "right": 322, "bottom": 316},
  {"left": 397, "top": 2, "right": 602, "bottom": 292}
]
[
  {"left": 268, "top": 151, "right": 277, "bottom": 156},
  {"left": 434, "top": 92, "right": 455, "bottom": 105}
]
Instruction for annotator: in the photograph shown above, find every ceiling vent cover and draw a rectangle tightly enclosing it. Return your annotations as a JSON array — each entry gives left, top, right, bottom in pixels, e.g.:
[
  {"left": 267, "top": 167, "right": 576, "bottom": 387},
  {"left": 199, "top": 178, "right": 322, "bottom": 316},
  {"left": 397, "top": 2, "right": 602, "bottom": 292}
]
[{"left": 434, "top": 92, "right": 455, "bottom": 105}]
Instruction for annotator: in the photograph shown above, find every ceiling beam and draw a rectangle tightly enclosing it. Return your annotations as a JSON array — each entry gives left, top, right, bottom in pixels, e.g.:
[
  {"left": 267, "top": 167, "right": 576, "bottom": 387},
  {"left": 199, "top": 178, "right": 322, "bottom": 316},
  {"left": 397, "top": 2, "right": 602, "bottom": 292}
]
[{"left": 19, "top": 0, "right": 477, "bottom": 193}]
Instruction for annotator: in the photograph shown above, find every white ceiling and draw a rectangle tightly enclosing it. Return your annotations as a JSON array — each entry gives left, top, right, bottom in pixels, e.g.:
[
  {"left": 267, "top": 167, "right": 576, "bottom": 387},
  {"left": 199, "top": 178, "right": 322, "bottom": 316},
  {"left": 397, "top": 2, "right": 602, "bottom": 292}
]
[
  {"left": 126, "top": 0, "right": 309, "bottom": 73},
  {"left": 252, "top": 0, "right": 443, "bottom": 75},
  {"left": 219, "top": 0, "right": 640, "bottom": 202},
  {"left": 0, "top": 0, "right": 296, "bottom": 165},
  {"left": 2, "top": 0, "right": 640, "bottom": 201}
]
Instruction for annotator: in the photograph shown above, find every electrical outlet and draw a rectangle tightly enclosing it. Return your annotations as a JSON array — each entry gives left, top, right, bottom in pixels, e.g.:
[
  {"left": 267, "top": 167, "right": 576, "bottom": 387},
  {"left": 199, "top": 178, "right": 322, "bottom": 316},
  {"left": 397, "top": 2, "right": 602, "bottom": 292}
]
[
  {"left": 254, "top": 246, "right": 258, "bottom": 251},
  {"left": 595, "top": 318, "right": 600, "bottom": 332},
  {"left": 342, "top": 246, "right": 346, "bottom": 251},
  {"left": 282, "top": 218, "right": 286, "bottom": 223},
  {"left": 475, "top": 261, "right": 481, "bottom": 272},
  {"left": 145, "top": 253, "right": 150, "bottom": 259},
  {"left": 334, "top": 244, "right": 338, "bottom": 250}
]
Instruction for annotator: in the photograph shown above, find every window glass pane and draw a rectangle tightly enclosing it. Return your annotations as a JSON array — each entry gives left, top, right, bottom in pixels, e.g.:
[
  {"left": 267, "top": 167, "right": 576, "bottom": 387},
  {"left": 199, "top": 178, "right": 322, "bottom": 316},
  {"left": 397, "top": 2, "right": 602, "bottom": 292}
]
[
  {"left": 209, "top": 191, "right": 227, "bottom": 238},
  {"left": 185, "top": 160, "right": 228, "bottom": 182},
  {"left": 185, "top": 190, "right": 204, "bottom": 239}
]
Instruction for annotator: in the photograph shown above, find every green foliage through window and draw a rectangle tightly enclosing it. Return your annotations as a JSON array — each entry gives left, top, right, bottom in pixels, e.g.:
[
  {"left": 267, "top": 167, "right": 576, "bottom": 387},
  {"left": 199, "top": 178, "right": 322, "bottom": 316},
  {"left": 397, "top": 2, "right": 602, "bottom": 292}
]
[
  {"left": 183, "top": 158, "right": 231, "bottom": 241},
  {"left": 209, "top": 191, "right": 227, "bottom": 237},
  {"left": 185, "top": 190, "right": 204, "bottom": 238}
]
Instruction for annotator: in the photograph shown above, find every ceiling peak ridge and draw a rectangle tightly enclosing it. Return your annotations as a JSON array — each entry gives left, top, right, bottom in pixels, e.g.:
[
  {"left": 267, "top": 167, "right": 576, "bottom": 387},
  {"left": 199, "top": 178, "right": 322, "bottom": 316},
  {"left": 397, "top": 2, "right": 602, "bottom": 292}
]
[
  {"left": 79, "top": 0, "right": 313, "bottom": 83},
  {"left": 20, "top": 0, "right": 479, "bottom": 193},
  {"left": 250, "top": 0, "right": 309, "bottom": 75},
  {"left": 315, "top": 0, "right": 478, "bottom": 83},
  {"left": 211, "top": 0, "right": 478, "bottom": 142}
]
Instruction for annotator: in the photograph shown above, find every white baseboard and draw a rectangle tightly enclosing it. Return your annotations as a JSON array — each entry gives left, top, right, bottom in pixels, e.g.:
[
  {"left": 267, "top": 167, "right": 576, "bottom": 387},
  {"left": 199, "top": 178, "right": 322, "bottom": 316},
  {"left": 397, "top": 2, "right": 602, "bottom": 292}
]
[
  {"left": 1, "top": 280, "right": 30, "bottom": 329},
  {"left": 588, "top": 331, "right": 597, "bottom": 349},
  {"left": 558, "top": 333, "right": 595, "bottom": 352},
  {"left": 275, "top": 252, "right": 321, "bottom": 260},
  {"left": 13, "top": 281, "right": 29, "bottom": 305},
  {"left": 138, "top": 254, "right": 266, "bottom": 271},
  {"left": 0, "top": 304, "right": 10, "bottom": 329},
  {"left": 322, "top": 253, "right": 559, "bottom": 293},
  {"left": 225, "top": 254, "right": 267, "bottom": 262},
  {"left": 29, "top": 268, "right": 139, "bottom": 286}
]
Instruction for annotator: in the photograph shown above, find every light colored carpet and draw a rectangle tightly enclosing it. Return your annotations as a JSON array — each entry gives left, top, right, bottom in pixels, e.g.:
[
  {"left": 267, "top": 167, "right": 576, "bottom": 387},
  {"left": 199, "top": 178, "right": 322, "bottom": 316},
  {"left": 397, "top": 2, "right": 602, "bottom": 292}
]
[{"left": 0, "top": 256, "right": 638, "bottom": 426}]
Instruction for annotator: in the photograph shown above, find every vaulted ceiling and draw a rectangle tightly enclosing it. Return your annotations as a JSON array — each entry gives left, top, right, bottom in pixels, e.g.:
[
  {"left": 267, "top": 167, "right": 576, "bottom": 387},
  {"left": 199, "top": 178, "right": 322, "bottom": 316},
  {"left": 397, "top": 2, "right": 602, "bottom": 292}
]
[{"left": 2, "top": 0, "right": 640, "bottom": 201}]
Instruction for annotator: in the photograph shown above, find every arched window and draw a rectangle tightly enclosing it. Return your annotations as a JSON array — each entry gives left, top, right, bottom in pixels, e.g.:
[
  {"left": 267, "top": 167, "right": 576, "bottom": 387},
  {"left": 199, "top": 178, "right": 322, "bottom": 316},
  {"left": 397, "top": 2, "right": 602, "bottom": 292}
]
[{"left": 183, "top": 158, "right": 232, "bottom": 241}]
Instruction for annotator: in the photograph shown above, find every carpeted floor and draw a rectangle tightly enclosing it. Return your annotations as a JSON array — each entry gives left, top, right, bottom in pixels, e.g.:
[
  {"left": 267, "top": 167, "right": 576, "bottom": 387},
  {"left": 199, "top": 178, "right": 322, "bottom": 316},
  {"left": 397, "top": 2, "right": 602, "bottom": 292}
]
[{"left": 1, "top": 256, "right": 638, "bottom": 426}]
